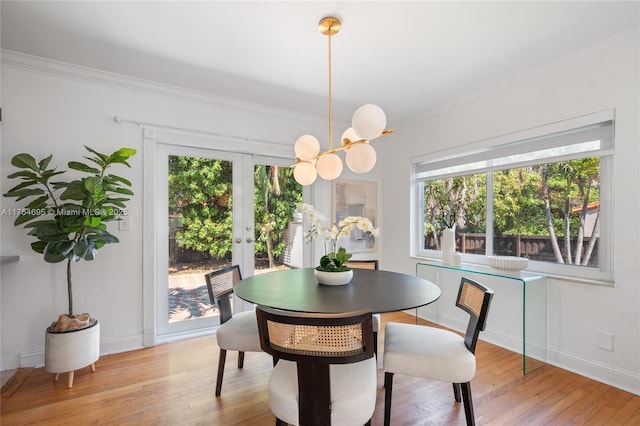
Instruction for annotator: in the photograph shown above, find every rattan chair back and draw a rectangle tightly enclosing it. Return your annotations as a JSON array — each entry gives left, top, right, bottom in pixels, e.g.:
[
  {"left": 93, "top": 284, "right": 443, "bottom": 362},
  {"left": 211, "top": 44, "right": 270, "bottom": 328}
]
[
  {"left": 344, "top": 259, "right": 379, "bottom": 270},
  {"left": 456, "top": 277, "right": 494, "bottom": 353},
  {"left": 256, "top": 306, "right": 374, "bottom": 363},
  {"left": 204, "top": 265, "right": 242, "bottom": 324}
]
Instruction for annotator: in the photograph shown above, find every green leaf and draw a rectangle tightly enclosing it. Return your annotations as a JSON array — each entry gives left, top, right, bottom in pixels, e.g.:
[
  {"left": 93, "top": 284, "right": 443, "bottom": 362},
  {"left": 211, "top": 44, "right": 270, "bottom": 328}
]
[
  {"left": 113, "top": 187, "right": 134, "bottom": 196},
  {"left": 5, "top": 180, "right": 38, "bottom": 193},
  {"left": 319, "top": 255, "right": 332, "bottom": 269},
  {"left": 31, "top": 240, "right": 48, "bottom": 254},
  {"left": 68, "top": 161, "right": 100, "bottom": 174},
  {"left": 73, "top": 238, "right": 89, "bottom": 258},
  {"left": 5, "top": 188, "right": 45, "bottom": 201},
  {"left": 84, "top": 216, "right": 101, "bottom": 227},
  {"left": 6, "top": 170, "right": 38, "bottom": 180},
  {"left": 24, "top": 195, "right": 50, "bottom": 210},
  {"left": 11, "top": 154, "right": 38, "bottom": 171},
  {"left": 43, "top": 242, "right": 67, "bottom": 263},
  {"left": 84, "top": 146, "right": 106, "bottom": 157},
  {"left": 54, "top": 240, "right": 75, "bottom": 257},
  {"left": 335, "top": 247, "right": 352, "bottom": 263},
  {"left": 94, "top": 232, "right": 119, "bottom": 244},
  {"left": 105, "top": 174, "right": 132, "bottom": 186},
  {"left": 38, "top": 154, "right": 53, "bottom": 171},
  {"left": 34, "top": 223, "right": 68, "bottom": 241},
  {"left": 59, "top": 182, "right": 88, "bottom": 201},
  {"left": 14, "top": 213, "right": 40, "bottom": 226},
  {"left": 40, "top": 170, "right": 66, "bottom": 180},
  {"left": 108, "top": 147, "right": 137, "bottom": 167}
]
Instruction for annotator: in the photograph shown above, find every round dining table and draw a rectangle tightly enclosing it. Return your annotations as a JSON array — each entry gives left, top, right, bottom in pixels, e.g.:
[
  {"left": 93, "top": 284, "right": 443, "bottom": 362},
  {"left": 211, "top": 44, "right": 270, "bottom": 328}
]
[{"left": 234, "top": 267, "right": 441, "bottom": 314}]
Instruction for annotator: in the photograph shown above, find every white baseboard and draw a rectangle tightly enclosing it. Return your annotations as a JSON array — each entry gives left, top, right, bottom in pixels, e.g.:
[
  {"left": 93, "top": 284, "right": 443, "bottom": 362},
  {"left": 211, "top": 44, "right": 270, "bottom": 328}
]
[
  {"left": 548, "top": 348, "right": 640, "bottom": 396},
  {"left": 20, "top": 334, "right": 145, "bottom": 369},
  {"left": 413, "top": 310, "right": 640, "bottom": 396}
]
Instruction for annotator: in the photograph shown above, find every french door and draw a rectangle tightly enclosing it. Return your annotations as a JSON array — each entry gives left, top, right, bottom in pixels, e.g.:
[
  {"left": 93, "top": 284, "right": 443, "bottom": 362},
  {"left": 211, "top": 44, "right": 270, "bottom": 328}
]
[{"left": 155, "top": 142, "right": 304, "bottom": 338}]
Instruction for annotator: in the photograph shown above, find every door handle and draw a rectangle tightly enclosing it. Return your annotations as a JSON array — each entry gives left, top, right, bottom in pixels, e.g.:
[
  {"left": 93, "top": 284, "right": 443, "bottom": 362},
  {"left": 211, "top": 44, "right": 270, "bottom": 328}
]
[
  {"left": 246, "top": 238, "right": 254, "bottom": 243},
  {"left": 235, "top": 238, "right": 242, "bottom": 243}
]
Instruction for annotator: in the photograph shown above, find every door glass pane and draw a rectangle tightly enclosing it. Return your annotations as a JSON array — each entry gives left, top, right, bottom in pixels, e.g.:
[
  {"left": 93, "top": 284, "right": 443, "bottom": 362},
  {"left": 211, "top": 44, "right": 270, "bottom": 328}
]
[
  {"left": 253, "top": 164, "right": 303, "bottom": 274},
  {"left": 168, "top": 154, "right": 233, "bottom": 323}
]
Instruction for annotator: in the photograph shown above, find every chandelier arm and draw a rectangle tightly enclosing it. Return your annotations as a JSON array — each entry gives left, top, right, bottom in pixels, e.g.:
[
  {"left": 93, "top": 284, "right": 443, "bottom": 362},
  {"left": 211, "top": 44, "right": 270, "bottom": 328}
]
[{"left": 293, "top": 128, "right": 395, "bottom": 165}]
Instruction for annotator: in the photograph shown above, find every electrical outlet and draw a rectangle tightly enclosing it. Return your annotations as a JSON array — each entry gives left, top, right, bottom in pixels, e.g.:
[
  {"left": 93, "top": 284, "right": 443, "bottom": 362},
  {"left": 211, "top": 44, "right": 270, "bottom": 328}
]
[
  {"left": 597, "top": 331, "right": 613, "bottom": 351},
  {"left": 118, "top": 215, "right": 131, "bottom": 231}
]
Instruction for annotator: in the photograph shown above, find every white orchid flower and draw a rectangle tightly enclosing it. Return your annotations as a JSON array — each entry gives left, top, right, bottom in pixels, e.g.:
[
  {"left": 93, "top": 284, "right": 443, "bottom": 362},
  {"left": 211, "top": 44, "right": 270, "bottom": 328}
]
[{"left": 296, "top": 203, "right": 379, "bottom": 263}]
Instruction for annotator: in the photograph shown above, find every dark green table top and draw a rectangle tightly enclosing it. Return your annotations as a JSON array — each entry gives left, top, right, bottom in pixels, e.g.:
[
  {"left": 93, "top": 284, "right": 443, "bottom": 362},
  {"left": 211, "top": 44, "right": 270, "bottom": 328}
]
[{"left": 234, "top": 267, "right": 441, "bottom": 314}]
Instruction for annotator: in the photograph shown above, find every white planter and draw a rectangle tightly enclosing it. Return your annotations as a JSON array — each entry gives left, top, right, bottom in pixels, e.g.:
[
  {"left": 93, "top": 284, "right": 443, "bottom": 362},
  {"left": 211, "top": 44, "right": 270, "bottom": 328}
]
[
  {"left": 314, "top": 269, "right": 353, "bottom": 286},
  {"left": 45, "top": 321, "right": 100, "bottom": 388}
]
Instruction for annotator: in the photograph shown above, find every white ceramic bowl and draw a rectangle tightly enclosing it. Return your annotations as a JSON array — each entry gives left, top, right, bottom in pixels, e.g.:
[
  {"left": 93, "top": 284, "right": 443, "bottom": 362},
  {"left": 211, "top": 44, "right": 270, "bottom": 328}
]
[
  {"left": 314, "top": 269, "right": 353, "bottom": 286},
  {"left": 487, "top": 255, "right": 529, "bottom": 272}
]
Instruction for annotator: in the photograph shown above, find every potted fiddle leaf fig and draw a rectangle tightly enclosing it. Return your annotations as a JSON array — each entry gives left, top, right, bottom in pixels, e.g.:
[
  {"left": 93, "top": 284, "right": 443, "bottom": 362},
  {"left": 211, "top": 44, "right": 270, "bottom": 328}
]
[{"left": 3, "top": 146, "right": 136, "bottom": 387}]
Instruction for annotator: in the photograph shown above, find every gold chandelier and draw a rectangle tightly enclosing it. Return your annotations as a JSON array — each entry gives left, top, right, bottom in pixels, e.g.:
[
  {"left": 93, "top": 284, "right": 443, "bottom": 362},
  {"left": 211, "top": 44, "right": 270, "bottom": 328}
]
[{"left": 293, "top": 16, "right": 394, "bottom": 186}]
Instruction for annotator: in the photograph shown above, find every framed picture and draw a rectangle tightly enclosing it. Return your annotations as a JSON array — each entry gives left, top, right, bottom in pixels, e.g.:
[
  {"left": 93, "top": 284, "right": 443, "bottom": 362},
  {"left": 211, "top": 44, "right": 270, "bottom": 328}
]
[{"left": 332, "top": 179, "right": 378, "bottom": 253}]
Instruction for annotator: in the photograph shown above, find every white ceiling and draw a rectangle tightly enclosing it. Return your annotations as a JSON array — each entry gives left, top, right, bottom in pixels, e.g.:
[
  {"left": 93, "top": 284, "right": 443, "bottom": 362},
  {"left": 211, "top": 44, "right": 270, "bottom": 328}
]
[{"left": 2, "top": 1, "right": 638, "bottom": 123}]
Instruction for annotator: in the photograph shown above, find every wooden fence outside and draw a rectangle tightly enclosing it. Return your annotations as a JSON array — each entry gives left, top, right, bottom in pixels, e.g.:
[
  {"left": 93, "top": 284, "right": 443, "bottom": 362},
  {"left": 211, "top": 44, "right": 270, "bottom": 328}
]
[{"left": 424, "top": 233, "right": 599, "bottom": 267}]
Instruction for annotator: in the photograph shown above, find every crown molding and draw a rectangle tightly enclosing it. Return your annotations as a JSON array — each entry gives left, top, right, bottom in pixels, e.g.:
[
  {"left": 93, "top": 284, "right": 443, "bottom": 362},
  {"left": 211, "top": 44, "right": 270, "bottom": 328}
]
[{"left": 0, "top": 49, "right": 326, "bottom": 125}]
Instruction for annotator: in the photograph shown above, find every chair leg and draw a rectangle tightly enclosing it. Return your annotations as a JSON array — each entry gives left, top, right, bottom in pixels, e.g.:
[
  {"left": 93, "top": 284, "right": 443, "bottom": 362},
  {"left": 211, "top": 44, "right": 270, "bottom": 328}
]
[
  {"left": 365, "top": 420, "right": 371, "bottom": 426},
  {"left": 215, "top": 349, "right": 227, "bottom": 397},
  {"left": 373, "top": 331, "right": 378, "bottom": 358},
  {"left": 384, "top": 372, "right": 394, "bottom": 426},
  {"left": 275, "top": 418, "right": 287, "bottom": 426},
  {"left": 453, "top": 382, "right": 462, "bottom": 402},
  {"left": 460, "top": 382, "right": 476, "bottom": 426},
  {"left": 238, "top": 351, "right": 245, "bottom": 368}
]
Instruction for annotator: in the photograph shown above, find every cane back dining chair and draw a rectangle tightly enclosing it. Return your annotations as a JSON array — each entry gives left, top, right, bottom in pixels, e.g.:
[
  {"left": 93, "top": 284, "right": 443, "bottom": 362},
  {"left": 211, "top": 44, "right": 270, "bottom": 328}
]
[
  {"left": 256, "top": 305, "right": 377, "bottom": 426},
  {"left": 383, "top": 277, "right": 494, "bottom": 426},
  {"left": 205, "top": 265, "right": 262, "bottom": 397},
  {"left": 343, "top": 260, "right": 380, "bottom": 356}
]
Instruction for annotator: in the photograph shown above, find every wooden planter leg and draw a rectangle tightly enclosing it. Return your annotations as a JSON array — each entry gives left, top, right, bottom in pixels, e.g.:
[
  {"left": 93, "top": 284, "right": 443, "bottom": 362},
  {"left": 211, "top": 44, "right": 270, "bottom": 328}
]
[{"left": 52, "top": 363, "right": 96, "bottom": 388}]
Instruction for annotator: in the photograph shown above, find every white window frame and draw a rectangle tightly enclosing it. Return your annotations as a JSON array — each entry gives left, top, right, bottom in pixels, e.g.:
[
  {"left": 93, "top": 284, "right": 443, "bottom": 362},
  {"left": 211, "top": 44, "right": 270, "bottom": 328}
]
[{"left": 410, "top": 110, "right": 615, "bottom": 285}]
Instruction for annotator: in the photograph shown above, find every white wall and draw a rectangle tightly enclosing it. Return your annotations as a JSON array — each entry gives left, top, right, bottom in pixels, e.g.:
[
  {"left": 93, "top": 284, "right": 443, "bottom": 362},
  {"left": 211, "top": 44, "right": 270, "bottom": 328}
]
[
  {"left": 380, "top": 27, "right": 640, "bottom": 394},
  {"left": 1, "top": 50, "right": 370, "bottom": 370}
]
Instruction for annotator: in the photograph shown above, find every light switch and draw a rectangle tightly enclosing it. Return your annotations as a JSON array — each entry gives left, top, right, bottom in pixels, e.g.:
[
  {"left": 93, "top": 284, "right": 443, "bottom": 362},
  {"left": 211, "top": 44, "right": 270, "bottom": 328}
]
[
  {"left": 119, "top": 215, "right": 131, "bottom": 231},
  {"left": 596, "top": 331, "right": 613, "bottom": 351}
]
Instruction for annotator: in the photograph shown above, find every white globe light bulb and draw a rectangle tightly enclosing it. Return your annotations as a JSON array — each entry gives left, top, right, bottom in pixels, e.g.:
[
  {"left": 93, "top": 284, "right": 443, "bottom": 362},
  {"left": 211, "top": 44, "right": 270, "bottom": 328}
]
[
  {"left": 315, "top": 153, "right": 343, "bottom": 180},
  {"left": 294, "top": 135, "right": 320, "bottom": 161},
  {"left": 293, "top": 161, "right": 317, "bottom": 185},
  {"left": 345, "top": 143, "right": 377, "bottom": 173},
  {"left": 341, "top": 127, "right": 362, "bottom": 146},
  {"left": 352, "top": 104, "right": 387, "bottom": 140}
]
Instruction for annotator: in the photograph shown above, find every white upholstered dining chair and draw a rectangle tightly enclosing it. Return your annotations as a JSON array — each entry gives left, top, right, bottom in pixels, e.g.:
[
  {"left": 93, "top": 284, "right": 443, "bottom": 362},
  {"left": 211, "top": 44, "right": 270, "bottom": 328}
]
[
  {"left": 256, "top": 305, "right": 377, "bottom": 426},
  {"left": 383, "top": 276, "right": 494, "bottom": 426},
  {"left": 205, "top": 265, "right": 262, "bottom": 397}
]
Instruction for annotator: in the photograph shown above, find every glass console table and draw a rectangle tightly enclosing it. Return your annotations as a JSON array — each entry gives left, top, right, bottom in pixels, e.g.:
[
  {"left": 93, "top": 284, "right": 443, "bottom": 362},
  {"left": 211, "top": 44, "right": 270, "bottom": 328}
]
[{"left": 416, "top": 261, "right": 546, "bottom": 374}]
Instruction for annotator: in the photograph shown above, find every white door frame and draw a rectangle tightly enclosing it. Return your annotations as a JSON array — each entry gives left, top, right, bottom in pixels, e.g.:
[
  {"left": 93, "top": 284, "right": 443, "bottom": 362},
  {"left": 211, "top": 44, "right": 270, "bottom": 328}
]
[{"left": 142, "top": 127, "right": 305, "bottom": 346}]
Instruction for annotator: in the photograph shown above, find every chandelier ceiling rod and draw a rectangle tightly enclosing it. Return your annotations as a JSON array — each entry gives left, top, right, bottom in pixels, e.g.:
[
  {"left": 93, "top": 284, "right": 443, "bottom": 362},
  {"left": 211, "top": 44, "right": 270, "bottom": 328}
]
[{"left": 321, "top": 16, "right": 339, "bottom": 152}]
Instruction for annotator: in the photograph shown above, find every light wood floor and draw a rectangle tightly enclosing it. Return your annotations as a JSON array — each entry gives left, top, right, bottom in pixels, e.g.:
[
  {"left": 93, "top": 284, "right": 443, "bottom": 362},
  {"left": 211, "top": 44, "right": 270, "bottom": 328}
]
[{"left": 2, "top": 312, "right": 639, "bottom": 425}]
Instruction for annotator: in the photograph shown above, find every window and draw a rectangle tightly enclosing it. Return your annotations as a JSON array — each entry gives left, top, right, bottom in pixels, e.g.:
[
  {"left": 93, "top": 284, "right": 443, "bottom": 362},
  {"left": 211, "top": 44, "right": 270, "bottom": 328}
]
[{"left": 412, "top": 112, "right": 614, "bottom": 283}]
